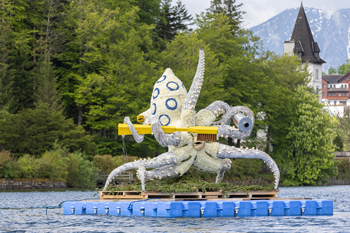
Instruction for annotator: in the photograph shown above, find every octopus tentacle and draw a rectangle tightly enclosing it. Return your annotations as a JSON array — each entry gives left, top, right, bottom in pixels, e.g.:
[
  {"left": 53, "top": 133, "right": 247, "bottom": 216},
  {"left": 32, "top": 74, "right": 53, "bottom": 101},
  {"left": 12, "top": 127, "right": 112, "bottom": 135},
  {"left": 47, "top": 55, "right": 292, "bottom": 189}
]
[
  {"left": 216, "top": 144, "right": 280, "bottom": 189},
  {"left": 124, "top": 117, "right": 144, "bottom": 143},
  {"left": 137, "top": 155, "right": 196, "bottom": 191},
  {"left": 149, "top": 115, "right": 181, "bottom": 147},
  {"left": 182, "top": 49, "right": 205, "bottom": 111},
  {"left": 214, "top": 106, "right": 254, "bottom": 127},
  {"left": 216, "top": 106, "right": 254, "bottom": 140},
  {"left": 103, "top": 152, "right": 179, "bottom": 191},
  {"left": 215, "top": 159, "right": 232, "bottom": 183}
]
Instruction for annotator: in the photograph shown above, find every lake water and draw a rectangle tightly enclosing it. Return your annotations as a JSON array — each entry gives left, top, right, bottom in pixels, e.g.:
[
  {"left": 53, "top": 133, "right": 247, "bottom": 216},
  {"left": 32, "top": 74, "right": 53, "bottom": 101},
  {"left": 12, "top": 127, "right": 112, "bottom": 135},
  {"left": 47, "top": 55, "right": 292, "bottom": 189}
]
[{"left": 1, "top": 186, "right": 350, "bottom": 232}]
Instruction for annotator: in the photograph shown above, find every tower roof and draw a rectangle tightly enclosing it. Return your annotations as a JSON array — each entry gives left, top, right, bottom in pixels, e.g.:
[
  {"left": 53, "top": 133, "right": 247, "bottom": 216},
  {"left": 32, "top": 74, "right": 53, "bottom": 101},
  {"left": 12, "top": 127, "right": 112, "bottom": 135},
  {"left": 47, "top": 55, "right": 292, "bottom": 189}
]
[{"left": 290, "top": 4, "right": 326, "bottom": 64}]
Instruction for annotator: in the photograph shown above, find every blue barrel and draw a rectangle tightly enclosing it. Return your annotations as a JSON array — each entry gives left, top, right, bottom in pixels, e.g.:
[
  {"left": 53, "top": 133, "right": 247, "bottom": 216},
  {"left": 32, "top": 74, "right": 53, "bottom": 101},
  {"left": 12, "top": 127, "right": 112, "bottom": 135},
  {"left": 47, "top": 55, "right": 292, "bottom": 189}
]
[
  {"left": 234, "top": 201, "right": 251, "bottom": 217},
  {"left": 300, "top": 200, "right": 317, "bottom": 216},
  {"left": 284, "top": 200, "right": 301, "bottom": 216},
  {"left": 144, "top": 202, "right": 158, "bottom": 217},
  {"left": 182, "top": 201, "right": 201, "bottom": 218},
  {"left": 121, "top": 202, "right": 133, "bottom": 216},
  {"left": 133, "top": 201, "right": 146, "bottom": 216},
  {"left": 217, "top": 201, "right": 235, "bottom": 217},
  {"left": 251, "top": 200, "right": 268, "bottom": 216},
  {"left": 315, "top": 199, "right": 333, "bottom": 216},
  {"left": 157, "top": 202, "right": 182, "bottom": 218},
  {"left": 199, "top": 201, "right": 218, "bottom": 217},
  {"left": 268, "top": 201, "right": 284, "bottom": 216}
]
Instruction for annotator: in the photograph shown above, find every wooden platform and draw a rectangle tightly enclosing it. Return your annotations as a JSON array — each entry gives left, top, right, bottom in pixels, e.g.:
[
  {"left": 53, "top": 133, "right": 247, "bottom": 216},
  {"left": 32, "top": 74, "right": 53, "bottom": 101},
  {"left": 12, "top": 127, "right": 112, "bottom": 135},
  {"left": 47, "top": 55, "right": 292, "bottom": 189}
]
[{"left": 99, "top": 189, "right": 279, "bottom": 201}]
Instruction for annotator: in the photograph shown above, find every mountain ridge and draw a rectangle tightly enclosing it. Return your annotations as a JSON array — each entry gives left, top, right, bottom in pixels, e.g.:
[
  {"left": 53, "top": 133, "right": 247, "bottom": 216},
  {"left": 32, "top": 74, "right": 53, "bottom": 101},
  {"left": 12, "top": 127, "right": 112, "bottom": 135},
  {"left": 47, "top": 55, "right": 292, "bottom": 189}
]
[{"left": 250, "top": 7, "right": 350, "bottom": 72}]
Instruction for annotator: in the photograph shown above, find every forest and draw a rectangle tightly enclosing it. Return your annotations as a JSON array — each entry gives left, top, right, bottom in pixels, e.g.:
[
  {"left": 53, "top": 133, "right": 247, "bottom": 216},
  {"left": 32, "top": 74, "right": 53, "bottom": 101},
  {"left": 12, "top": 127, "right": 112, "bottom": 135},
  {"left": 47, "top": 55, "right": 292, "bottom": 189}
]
[{"left": 0, "top": 0, "right": 342, "bottom": 187}]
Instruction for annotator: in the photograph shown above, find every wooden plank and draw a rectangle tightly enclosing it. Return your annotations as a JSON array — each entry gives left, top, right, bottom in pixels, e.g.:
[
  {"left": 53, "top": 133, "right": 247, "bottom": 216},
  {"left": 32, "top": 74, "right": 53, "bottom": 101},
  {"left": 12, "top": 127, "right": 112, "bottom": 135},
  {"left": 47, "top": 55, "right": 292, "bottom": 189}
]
[{"left": 99, "top": 190, "right": 279, "bottom": 200}]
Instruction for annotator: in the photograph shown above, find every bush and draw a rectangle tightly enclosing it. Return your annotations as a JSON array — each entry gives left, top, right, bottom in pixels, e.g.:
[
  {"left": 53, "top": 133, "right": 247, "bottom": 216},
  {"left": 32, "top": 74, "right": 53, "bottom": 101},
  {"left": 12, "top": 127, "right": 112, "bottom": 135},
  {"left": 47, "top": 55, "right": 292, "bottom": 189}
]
[
  {"left": 37, "top": 149, "right": 69, "bottom": 179},
  {"left": 66, "top": 151, "right": 99, "bottom": 188},
  {"left": 0, "top": 103, "right": 97, "bottom": 157},
  {"left": 92, "top": 155, "right": 116, "bottom": 173},
  {"left": 17, "top": 154, "right": 40, "bottom": 178},
  {"left": 226, "top": 159, "right": 263, "bottom": 178},
  {"left": 114, "top": 155, "right": 139, "bottom": 168},
  {"left": 0, "top": 150, "right": 19, "bottom": 178},
  {"left": 336, "top": 158, "right": 350, "bottom": 177}
]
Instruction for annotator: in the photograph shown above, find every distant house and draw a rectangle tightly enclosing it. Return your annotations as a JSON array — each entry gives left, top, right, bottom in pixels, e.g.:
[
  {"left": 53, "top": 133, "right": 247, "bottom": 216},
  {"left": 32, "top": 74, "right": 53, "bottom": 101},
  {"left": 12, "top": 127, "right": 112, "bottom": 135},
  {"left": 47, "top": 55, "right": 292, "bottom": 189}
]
[
  {"left": 283, "top": 3, "right": 326, "bottom": 102},
  {"left": 322, "top": 72, "right": 350, "bottom": 106}
]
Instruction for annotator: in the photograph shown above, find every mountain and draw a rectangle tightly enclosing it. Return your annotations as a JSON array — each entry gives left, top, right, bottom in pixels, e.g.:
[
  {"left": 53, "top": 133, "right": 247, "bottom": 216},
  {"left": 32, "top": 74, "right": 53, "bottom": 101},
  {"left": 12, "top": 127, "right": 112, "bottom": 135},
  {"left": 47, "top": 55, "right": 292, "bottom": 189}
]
[{"left": 250, "top": 7, "right": 350, "bottom": 73}]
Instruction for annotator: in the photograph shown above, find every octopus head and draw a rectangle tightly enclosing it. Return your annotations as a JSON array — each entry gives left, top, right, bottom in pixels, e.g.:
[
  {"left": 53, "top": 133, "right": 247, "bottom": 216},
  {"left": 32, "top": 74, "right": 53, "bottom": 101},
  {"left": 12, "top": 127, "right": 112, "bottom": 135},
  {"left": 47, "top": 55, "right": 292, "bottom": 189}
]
[{"left": 137, "top": 68, "right": 187, "bottom": 127}]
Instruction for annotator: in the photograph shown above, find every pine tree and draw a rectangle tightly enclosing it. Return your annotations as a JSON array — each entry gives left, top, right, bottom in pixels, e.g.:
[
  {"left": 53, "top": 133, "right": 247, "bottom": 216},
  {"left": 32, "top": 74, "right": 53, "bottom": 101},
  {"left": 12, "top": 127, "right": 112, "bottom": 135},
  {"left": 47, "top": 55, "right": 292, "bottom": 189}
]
[
  {"left": 155, "top": 0, "right": 192, "bottom": 48},
  {"left": 206, "top": 0, "right": 244, "bottom": 32}
]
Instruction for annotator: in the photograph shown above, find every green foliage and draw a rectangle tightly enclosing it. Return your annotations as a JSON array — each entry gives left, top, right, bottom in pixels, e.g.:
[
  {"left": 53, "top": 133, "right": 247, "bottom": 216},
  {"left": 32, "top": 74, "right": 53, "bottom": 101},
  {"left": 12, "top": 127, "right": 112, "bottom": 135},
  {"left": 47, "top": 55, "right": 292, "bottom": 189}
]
[
  {"left": 336, "top": 159, "right": 350, "bottom": 177},
  {"left": 67, "top": 150, "right": 99, "bottom": 188},
  {"left": 92, "top": 155, "right": 116, "bottom": 173},
  {"left": 206, "top": 0, "right": 243, "bottom": 32},
  {"left": 114, "top": 155, "right": 139, "bottom": 167},
  {"left": 155, "top": 0, "right": 193, "bottom": 44},
  {"left": 333, "top": 134, "right": 344, "bottom": 151},
  {"left": 258, "top": 54, "right": 310, "bottom": 153},
  {"left": 337, "top": 60, "right": 350, "bottom": 75},
  {"left": 228, "top": 159, "right": 262, "bottom": 178},
  {"left": 159, "top": 32, "right": 224, "bottom": 110},
  {"left": 0, "top": 149, "right": 18, "bottom": 178},
  {"left": 105, "top": 172, "right": 274, "bottom": 194},
  {"left": 328, "top": 67, "right": 337, "bottom": 75},
  {"left": 280, "top": 86, "right": 337, "bottom": 186},
  {"left": 0, "top": 102, "right": 96, "bottom": 157}
]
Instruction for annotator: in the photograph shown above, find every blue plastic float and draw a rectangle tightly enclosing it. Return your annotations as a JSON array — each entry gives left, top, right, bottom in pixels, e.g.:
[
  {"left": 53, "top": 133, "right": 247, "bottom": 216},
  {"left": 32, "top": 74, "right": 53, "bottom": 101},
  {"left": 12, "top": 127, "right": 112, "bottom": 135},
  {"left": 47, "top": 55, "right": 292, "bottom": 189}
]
[{"left": 63, "top": 199, "right": 333, "bottom": 217}]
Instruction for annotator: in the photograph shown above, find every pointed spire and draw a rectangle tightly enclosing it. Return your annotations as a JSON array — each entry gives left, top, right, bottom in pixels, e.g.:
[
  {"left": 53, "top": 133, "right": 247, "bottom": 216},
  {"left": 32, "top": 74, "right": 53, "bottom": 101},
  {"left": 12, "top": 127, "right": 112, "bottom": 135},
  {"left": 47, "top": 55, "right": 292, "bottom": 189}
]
[
  {"left": 290, "top": 4, "right": 326, "bottom": 64},
  {"left": 301, "top": 1, "right": 303, "bottom": 8}
]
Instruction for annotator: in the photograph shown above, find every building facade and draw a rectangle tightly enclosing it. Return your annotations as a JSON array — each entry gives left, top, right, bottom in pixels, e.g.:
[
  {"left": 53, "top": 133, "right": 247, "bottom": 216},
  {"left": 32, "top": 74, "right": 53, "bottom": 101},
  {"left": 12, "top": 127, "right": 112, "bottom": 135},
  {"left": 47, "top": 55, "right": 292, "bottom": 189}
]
[
  {"left": 322, "top": 72, "right": 350, "bottom": 106},
  {"left": 283, "top": 3, "right": 326, "bottom": 101}
]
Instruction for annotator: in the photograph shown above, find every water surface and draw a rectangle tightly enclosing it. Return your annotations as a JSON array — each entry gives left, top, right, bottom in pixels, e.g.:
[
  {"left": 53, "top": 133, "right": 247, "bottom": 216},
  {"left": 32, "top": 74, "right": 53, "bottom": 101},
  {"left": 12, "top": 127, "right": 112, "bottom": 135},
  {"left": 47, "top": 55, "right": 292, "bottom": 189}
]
[{"left": 1, "top": 186, "right": 349, "bottom": 232}]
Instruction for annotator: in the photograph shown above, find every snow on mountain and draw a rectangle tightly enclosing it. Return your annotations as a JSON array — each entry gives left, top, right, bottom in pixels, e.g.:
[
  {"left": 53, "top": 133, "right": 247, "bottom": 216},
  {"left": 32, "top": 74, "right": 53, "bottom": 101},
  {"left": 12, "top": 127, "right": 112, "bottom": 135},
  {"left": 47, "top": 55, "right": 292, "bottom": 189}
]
[{"left": 250, "top": 7, "right": 350, "bottom": 72}]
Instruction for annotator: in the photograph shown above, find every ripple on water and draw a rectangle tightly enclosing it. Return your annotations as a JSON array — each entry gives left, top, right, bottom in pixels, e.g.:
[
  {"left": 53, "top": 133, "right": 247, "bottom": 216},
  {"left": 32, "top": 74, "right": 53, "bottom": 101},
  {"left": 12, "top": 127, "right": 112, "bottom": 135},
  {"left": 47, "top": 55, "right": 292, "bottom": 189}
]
[{"left": 1, "top": 186, "right": 350, "bottom": 232}]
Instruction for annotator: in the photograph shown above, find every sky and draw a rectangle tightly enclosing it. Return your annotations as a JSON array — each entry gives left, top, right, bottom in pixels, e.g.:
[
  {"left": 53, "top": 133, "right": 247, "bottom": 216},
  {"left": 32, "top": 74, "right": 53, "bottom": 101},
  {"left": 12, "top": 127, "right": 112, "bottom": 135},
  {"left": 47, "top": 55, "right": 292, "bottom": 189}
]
[{"left": 181, "top": 0, "right": 349, "bottom": 28}]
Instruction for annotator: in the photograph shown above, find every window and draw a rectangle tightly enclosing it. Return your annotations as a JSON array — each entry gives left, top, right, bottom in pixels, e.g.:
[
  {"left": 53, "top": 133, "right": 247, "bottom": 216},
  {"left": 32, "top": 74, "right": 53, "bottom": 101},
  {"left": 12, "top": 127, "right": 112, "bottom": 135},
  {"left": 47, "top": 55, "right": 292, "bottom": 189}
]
[
  {"left": 323, "top": 92, "right": 325, "bottom": 96},
  {"left": 334, "top": 101, "right": 337, "bottom": 105},
  {"left": 328, "top": 93, "right": 330, "bottom": 96},
  {"left": 345, "top": 77, "right": 347, "bottom": 81},
  {"left": 315, "top": 69, "right": 319, "bottom": 80},
  {"left": 342, "top": 85, "right": 344, "bottom": 88},
  {"left": 323, "top": 84, "right": 325, "bottom": 88}
]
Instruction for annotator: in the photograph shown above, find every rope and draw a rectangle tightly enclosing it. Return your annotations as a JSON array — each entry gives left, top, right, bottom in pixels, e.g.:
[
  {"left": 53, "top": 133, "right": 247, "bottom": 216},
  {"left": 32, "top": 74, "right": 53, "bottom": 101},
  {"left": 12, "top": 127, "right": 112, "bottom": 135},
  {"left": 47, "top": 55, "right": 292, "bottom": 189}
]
[
  {"left": 128, "top": 198, "right": 160, "bottom": 210},
  {"left": 1, "top": 197, "right": 159, "bottom": 215},
  {"left": 122, "top": 135, "right": 127, "bottom": 163},
  {"left": 0, "top": 197, "right": 100, "bottom": 215}
]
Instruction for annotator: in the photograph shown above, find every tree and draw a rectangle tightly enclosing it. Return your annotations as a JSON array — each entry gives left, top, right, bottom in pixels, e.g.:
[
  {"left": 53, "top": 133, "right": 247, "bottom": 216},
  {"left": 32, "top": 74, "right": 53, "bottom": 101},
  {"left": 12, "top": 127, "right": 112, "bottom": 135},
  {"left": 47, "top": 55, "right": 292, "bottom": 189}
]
[
  {"left": 333, "top": 134, "right": 343, "bottom": 152},
  {"left": 337, "top": 60, "right": 350, "bottom": 75},
  {"left": 206, "top": 0, "right": 244, "bottom": 32},
  {"left": 0, "top": 102, "right": 96, "bottom": 157},
  {"left": 155, "top": 0, "right": 192, "bottom": 48},
  {"left": 258, "top": 54, "right": 310, "bottom": 153},
  {"left": 280, "top": 86, "right": 336, "bottom": 186},
  {"left": 328, "top": 66, "right": 337, "bottom": 75},
  {"left": 159, "top": 32, "right": 224, "bottom": 110}
]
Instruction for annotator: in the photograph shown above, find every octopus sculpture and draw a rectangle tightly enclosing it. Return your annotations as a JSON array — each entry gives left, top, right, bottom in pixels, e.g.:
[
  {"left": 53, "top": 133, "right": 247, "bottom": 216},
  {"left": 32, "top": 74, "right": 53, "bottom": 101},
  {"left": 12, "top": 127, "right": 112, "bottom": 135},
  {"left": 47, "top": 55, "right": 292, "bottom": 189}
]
[{"left": 103, "top": 50, "right": 280, "bottom": 191}]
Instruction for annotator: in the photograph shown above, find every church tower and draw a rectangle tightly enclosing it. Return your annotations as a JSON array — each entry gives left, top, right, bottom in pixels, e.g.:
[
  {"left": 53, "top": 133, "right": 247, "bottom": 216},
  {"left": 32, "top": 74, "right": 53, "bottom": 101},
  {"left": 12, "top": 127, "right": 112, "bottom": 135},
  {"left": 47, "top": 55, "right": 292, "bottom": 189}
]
[{"left": 284, "top": 3, "right": 326, "bottom": 101}]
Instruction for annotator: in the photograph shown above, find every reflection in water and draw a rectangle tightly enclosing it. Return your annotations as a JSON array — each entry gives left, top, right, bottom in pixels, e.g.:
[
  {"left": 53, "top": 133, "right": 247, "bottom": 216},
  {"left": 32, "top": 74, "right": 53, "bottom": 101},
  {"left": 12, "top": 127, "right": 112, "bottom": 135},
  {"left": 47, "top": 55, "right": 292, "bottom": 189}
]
[{"left": 1, "top": 186, "right": 350, "bottom": 232}]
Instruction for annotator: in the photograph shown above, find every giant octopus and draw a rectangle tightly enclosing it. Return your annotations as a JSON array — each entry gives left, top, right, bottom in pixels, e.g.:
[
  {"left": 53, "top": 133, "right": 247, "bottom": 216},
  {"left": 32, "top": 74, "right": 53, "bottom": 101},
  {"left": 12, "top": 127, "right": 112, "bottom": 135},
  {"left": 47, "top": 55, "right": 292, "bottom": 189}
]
[{"left": 103, "top": 50, "right": 280, "bottom": 191}]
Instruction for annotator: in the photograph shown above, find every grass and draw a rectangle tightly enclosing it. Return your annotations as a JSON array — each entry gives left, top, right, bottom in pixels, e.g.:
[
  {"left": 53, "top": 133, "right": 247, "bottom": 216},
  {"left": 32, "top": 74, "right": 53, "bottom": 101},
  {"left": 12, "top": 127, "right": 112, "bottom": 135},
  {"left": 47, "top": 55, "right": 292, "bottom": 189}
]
[{"left": 104, "top": 172, "right": 275, "bottom": 195}]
